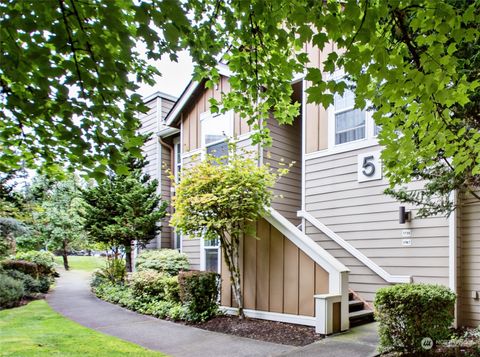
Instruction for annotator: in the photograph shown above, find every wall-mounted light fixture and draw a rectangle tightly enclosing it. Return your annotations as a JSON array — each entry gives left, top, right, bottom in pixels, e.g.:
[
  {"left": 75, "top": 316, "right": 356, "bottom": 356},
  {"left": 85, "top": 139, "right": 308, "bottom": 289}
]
[{"left": 399, "top": 206, "right": 411, "bottom": 224}]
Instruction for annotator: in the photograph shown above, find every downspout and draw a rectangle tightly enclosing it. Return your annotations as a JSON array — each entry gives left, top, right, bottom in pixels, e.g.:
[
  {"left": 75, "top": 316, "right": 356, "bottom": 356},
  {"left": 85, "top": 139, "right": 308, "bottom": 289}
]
[{"left": 158, "top": 136, "right": 175, "bottom": 176}]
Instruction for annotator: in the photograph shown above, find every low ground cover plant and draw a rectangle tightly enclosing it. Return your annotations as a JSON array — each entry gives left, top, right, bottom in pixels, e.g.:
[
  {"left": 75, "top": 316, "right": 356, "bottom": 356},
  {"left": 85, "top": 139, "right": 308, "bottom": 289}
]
[
  {"left": 92, "top": 251, "right": 219, "bottom": 323},
  {"left": 374, "top": 283, "right": 456, "bottom": 354}
]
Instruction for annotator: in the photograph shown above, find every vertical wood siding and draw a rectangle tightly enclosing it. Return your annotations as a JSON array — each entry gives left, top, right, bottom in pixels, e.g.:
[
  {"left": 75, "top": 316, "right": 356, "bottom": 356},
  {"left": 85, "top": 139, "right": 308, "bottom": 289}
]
[
  {"left": 305, "top": 146, "right": 450, "bottom": 302},
  {"left": 181, "top": 77, "right": 250, "bottom": 153},
  {"left": 220, "top": 218, "right": 329, "bottom": 317},
  {"left": 264, "top": 114, "right": 302, "bottom": 225},
  {"left": 459, "top": 193, "right": 480, "bottom": 327},
  {"left": 159, "top": 137, "right": 173, "bottom": 248},
  {"left": 304, "top": 41, "right": 334, "bottom": 154}
]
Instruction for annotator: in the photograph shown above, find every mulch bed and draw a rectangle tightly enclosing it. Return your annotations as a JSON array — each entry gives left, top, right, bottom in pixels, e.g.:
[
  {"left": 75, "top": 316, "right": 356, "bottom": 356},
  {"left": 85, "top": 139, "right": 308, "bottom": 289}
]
[{"left": 194, "top": 315, "right": 323, "bottom": 346}]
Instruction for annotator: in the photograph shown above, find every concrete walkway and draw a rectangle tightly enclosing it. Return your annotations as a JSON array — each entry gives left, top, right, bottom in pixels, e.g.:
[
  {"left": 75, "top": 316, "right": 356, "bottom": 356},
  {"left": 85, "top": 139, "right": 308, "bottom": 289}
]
[{"left": 47, "top": 269, "right": 379, "bottom": 357}]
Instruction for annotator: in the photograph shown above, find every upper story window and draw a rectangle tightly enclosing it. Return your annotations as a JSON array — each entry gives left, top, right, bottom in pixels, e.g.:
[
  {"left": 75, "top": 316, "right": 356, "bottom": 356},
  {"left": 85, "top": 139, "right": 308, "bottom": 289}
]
[
  {"left": 200, "top": 111, "right": 233, "bottom": 159},
  {"left": 173, "top": 137, "right": 181, "bottom": 183},
  {"left": 334, "top": 87, "right": 366, "bottom": 145}
]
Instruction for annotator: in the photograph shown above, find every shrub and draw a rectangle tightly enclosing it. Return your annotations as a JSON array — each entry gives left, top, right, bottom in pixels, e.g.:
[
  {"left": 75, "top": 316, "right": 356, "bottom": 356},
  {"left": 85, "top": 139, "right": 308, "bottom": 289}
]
[
  {"left": 3, "top": 269, "right": 47, "bottom": 295},
  {"left": 135, "top": 249, "right": 189, "bottom": 276},
  {"left": 1, "top": 260, "right": 39, "bottom": 278},
  {"left": 94, "top": 258, "right": 126, "bottom": 284},
  {"left": 0, "top": 273, "right": 25, "bottom": 308},
  {"left": 129, "top": 270, "right": 168, "bottom": 302},
  {"left": 374, "top": 283, "right": 456, "bottom": 354},
  {"left": 15, "top": 251, "right": 56, "bottom": 276},
  {"left": 178, "top": 270, "right": 220, "bottom": 322}
]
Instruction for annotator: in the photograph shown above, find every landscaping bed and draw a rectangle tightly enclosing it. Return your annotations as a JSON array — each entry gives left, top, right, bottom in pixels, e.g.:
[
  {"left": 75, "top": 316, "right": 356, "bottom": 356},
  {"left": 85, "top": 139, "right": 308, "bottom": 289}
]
[{"left": 195, "top": 315, "right": 323, "bottom": 346}]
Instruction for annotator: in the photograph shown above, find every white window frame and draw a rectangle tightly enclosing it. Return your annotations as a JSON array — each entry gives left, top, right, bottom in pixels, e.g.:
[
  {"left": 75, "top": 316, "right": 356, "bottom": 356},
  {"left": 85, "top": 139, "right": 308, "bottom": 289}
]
[
  {"left": 172, "top": 136, "right": 182, "bottom": 251},
  {"left": 200, "top": 236, "right": 221, "bottom": 273},
  {"left": 327, "top": 70, "right": 377, "bottom": 152}
]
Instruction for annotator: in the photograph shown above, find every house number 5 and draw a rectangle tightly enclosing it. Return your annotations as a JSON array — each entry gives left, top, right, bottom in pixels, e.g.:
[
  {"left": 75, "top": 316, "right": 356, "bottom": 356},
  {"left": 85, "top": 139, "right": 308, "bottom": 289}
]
[
  {"left": 357, "top": 151, "right": 382, "bottom": 182},
  {"left": 362, "top": 155, "right": 375, "bottom": 177}
]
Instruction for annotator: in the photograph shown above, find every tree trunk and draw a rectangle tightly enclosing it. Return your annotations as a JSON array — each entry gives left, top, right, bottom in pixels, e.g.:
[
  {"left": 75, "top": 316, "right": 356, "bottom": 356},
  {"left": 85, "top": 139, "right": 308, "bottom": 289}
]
[
  {"left": 222, "top": 234, "right": 245, "bottom": 319},
  {"left": 125, "top": 243, "right": 132, "bottom": 272},
  {"left": 62, "top": 240, "right": 69, "bottom": 270}
]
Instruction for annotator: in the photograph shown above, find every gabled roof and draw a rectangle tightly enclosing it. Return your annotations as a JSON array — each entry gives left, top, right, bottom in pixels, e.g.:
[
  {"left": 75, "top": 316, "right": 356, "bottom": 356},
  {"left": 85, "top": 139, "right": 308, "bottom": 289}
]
[
  {"left": 164, "top": 63, "right": 233, "bottom": 126},
  {"left": 142, "top": 90, "right": 178, "bottom": 104}
]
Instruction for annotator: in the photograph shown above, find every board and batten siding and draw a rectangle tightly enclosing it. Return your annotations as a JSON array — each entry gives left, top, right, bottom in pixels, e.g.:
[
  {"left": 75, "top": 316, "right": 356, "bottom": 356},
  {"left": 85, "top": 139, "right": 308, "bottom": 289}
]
[
  {"left": 221, "top": 218, "right": 329, "bottom": 317},
  {"left": 181, "top": 77, "right": 250, "bottom": 154},
  {"left": 459, "top": 193, "right": 480, "bottom": 327},
  {"left": 159, "top": 139, "right": 173, "bottom": 249},
  {"left": 264, "top": 115, "right": 302, "bottom": 226},
  {"left": 304, "top": 145, "right": 450, "bottom": 302}
]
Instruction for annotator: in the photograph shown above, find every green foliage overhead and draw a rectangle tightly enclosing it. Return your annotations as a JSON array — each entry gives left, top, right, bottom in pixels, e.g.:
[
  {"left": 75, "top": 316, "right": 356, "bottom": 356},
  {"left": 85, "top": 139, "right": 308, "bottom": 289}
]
[{"left": 0, "top": 0, "right": 188, "bottom": 178}]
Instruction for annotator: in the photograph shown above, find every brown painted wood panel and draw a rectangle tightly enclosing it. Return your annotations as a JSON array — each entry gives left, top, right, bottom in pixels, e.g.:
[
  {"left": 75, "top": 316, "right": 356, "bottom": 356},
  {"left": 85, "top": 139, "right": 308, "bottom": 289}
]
[
  {"left": 283, "top": 239, "right": 299, "bottom": 315},
  {"left": 221, "top": 250, "right": 232, "bottom": 307},
  {"left": 256, "top": 219, "right": 270, "bottom": 311},
  {"left": 315, "top": 265, "right": 329, "bottom": 294},
  {"left": 269, "top": 226, "right": 284, "bottom": 313},
  {"left": 298, "top": 251, "right": 315, "bottom": 316},
  {"left": 243, "top": 233, "right": 257, "bottom": 309}
]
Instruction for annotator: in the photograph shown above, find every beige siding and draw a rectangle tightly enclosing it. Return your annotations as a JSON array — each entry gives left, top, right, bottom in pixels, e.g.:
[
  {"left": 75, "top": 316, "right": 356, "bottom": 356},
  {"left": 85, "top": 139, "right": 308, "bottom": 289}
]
[
  {"left": 159, "top": 140, "right": 173, "bottom": 248},
  {"left": 139, "top": 99, "right": 160, "bottom": 183},
  {"left": 305, "top": 146, "right": 450, "bottom": 302},
  {"left": 264, "top": 114, "right": 302, "bottom": 226},
  {"left": 182, "top": 237, "right": 200, "bottom": 270},
  {"left": 181, "top": 77, "right": 251, "bottom": 153},
  {"left": 221, "top": 218, "right": 329, "bottom": 317},
  {"left": 162, "top": 98, "right": 175, "bottom": 120},
  {"left": 459, "top": 193, "right": 480, "bottom": 327}
]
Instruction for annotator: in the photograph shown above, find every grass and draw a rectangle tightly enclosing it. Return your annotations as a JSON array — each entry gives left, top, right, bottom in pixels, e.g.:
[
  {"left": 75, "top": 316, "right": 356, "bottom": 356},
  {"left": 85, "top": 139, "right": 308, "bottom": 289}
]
[
  {"left": 54, "top": 256, "right": 106, "bottom": 272},
  {"left": 0, "top": 300, "right": 167, "bottom": 357}
]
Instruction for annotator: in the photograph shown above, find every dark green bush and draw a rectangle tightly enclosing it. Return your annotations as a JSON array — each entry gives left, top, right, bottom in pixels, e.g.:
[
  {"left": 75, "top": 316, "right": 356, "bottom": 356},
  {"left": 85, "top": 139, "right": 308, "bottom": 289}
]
[
  {"left": 0, "top": 273, "right": 25, "bottom": 308},
  {"left": 5, "top": 270, "right": 41, "bottom": 295},
  {"left": 374, "top": 283, "right": 456, "bottom": 354},
  {"left": 15, "top": 251, "right": 56, "bottom": 276},
  {"left": 1, "top": 260, "right": 39, "bottom": 278},
  {"left": 178, "top": 270, "right": 220, "bottom": 322},
  {"left": 135, "top": 249, "right": 190, "bottom": 276}
]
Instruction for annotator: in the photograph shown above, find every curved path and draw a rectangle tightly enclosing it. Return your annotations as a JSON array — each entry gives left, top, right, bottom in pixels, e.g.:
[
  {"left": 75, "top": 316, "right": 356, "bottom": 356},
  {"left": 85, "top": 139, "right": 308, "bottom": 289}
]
[
  {"left": 46, "top": 269, "right": 295, "bottom": 357},
  {"left": 47, "top": 269, "right": 379, "bottom": 357}
]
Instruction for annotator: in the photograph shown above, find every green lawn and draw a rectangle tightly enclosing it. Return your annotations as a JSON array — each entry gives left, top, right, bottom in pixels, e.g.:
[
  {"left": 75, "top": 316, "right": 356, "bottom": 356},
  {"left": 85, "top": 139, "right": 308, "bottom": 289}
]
[
  {"left": 54, "top": 256, "right": 106, "bottom": 272},
  {"left": 0, "top": 300, "right": 167, "bottom": 357}
]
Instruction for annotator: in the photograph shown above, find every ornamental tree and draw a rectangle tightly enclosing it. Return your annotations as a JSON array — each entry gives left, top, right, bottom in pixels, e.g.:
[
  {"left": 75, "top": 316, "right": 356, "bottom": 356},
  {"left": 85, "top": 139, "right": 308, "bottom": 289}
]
[
  {"left": 170, "top": 145, "right": 288, "bottom": 318},
  {"left": 81, "top": 156, "right": 166, "bottom": 272}
]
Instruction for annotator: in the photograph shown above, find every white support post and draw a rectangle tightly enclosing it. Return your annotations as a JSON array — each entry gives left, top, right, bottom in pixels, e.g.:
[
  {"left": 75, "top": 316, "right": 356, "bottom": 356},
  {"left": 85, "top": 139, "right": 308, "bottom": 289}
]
[{"left": 314, "top": 294, "right": 342, "bottom": 335}]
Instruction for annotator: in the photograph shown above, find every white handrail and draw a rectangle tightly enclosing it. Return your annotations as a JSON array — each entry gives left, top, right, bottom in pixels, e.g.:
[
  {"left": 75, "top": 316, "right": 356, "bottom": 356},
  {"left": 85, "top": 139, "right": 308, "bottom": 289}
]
[{"left": 298, "top": 210, "right": 412, "bottom": 284}]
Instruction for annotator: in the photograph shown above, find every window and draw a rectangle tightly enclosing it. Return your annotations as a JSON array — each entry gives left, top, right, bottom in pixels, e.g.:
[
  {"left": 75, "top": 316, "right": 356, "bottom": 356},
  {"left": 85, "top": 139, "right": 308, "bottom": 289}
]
[
  {"left": 173, "top": 137, "right": 181, "bottom": 184},
  {"left": 334, "top": 87, "right": 366, "bottom": 145},
  {"left": 201, "top": 111, "right": 233, "bottom": 159},
  {"left": 202, "top": 237, "right": 220, "bottom": 273}
]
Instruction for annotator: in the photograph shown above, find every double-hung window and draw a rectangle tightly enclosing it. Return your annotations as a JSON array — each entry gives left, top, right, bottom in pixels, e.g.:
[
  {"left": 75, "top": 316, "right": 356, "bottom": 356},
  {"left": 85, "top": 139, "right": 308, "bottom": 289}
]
[
  {"left": 173, "top": 137, "right": 182, "bottom": 250},
  {"left": 334, "top": 87, "right": 366, "bottom": 145},
  {"left": 199, "top": 110, "right": 232, "bottom": 273}
]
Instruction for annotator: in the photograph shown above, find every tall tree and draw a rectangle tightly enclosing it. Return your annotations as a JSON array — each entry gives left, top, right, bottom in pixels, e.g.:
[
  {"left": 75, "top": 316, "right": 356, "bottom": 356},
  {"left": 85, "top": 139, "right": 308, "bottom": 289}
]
[
  {"left": 171, "top": 146, "right": 288, "bottom": 318},
  {"left": 81, "top": 157, "right": 166, "bottom": 272}
]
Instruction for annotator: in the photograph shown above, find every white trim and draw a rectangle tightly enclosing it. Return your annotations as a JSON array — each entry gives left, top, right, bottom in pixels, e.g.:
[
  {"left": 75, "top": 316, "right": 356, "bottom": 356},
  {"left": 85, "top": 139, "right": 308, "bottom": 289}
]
[
  {"left": 301, "top": 79, "right": 307, "bottom": 232},
  {"left": 221, "top": 307, "right": 316, "bottom": 327},
  {"left": 265, "top": 208, "right": 349, "bottom": 275},
  {"left": 165, "top": 81, "right": 201, "bottom": 126},
  {"left": 157, "top": 126, "right": 180, "bottom": 138},
  {"left": 305, "top": 140, "right": 379, "bottom": 161},
  {"left": 449, "top": 190, "right": 458, "bottom": 327},
  {"left": 143, "top": 90, "right": 178, "bottom": 104},
  {"left": 181, "top": 148, "right": 203, "bottom": 160},
  {"left": 298, "top": 210, "right": 412, "bottom": 284}
]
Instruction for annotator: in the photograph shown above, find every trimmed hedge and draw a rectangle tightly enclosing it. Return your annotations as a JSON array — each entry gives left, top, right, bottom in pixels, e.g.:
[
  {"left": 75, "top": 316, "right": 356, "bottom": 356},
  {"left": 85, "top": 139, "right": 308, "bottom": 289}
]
[
  {"left": 15, "top": 251, "right": 56, "bottom": 276},
  {"left": 135, "top": 249, "right": 189, "bottom": 276},
  {"left": 4, "top": 269, "right": 50, "bottom": 294},
  {"left": 1, "top": 260, "right": 39, "bottom": 278},
  {"left": 178, "top": 270, "right": 220, "bottom": 322},
  {"left": 374, "top": 283, "right": 456, "bottom": 353},
  {"left": 0, "top": 273, "right": 25, "bottom": 308}
]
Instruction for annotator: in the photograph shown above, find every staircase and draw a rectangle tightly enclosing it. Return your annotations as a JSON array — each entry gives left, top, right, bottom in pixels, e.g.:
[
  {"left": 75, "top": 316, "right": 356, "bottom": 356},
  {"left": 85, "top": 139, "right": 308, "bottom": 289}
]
[{"left": 349, "top": 291, "right": 374, "bottom": 327}]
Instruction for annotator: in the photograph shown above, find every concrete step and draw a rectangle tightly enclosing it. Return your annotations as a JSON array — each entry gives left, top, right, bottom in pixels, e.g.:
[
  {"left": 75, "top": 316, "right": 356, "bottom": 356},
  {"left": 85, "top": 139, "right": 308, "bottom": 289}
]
[
  {"left": 349, "top": 309, "right": 375, "bottom": 327},
  {"left": 348, "top": 300, "right": 364, "bottom": 313}
]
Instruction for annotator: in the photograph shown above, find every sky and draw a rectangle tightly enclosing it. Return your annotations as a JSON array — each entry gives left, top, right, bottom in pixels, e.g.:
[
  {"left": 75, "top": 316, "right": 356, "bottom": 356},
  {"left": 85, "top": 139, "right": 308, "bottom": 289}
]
[{"left": 136, "top": 50, "right": 194, "bottom": 100}]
